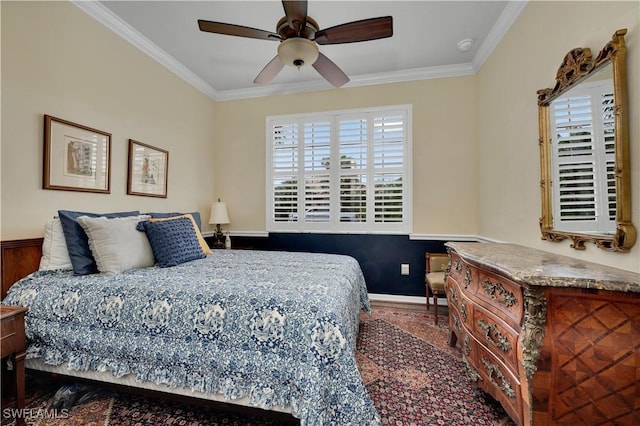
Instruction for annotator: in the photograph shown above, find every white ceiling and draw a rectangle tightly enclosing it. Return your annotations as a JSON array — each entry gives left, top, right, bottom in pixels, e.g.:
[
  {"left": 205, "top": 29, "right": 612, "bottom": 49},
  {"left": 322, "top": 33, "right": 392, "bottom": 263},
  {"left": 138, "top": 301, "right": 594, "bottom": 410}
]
[{"left": 75, "top": 1, "right": 527, "bottom": 100}]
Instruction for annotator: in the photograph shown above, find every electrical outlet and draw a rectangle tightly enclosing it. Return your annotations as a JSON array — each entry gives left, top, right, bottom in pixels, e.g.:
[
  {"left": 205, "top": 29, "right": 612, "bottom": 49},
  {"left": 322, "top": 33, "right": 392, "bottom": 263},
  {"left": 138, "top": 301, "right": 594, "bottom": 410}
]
[{"left": 401, "top": 264, "right": 410, "bottom": 275}]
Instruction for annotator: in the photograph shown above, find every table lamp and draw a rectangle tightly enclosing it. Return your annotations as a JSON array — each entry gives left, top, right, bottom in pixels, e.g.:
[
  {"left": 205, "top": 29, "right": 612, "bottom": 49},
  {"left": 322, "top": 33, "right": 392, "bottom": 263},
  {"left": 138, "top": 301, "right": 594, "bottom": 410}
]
[{"left": 208, "top": 199, "right": 230, "bottom": 248}]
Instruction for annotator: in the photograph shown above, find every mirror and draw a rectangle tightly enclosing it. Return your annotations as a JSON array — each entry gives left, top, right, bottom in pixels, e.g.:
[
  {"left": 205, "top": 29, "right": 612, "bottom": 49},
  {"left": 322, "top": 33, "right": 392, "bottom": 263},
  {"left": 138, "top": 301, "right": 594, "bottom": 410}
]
[{"left": 537, "top": 29, "right": 635, "bottom": 251}]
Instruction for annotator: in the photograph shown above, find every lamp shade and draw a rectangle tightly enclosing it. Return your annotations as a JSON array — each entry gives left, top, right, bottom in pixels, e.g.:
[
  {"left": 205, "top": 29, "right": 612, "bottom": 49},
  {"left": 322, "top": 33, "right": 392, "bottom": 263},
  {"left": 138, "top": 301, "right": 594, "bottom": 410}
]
[
  {"left": 209, "top": 201, "right": 230, "bottom": 225},
  {"left": 277, "top": 38, "right": 319, "bottom": 68}
]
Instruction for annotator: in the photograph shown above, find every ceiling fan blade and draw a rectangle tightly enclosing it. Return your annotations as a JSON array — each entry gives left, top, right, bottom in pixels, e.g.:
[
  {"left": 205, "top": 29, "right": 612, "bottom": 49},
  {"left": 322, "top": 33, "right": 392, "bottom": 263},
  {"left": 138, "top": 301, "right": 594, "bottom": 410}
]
[
  {"left": 282, "top": 0, "right": 307, "bottom": 33},
  {"left": 254, "top": 56, "right": 285, "bottom": 84},
  {"left": 312, "top": 52, "right": 349, "bottom": 88},
  {"left": 314, "top": 16, "right": 393, "bottom": 45},
  {"left": 198, "top": 20, "right": 280, "bottom": 41}
]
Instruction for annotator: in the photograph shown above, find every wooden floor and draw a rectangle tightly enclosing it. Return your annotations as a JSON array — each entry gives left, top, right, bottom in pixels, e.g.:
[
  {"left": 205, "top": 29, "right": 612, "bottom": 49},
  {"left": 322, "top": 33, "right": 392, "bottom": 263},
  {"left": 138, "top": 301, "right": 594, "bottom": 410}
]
[{"left": 370, "top": 299, "right": 450, "bottom": 317}]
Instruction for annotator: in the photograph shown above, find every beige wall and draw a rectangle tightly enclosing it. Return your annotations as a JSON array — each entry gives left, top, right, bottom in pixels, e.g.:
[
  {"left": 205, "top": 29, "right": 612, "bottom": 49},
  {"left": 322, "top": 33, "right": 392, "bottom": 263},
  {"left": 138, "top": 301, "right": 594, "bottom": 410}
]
[
  {"left": 1, "top": 1, "right": 217, "bottom": 239},
  {"left": 476, "top": 1, "right": 640, "bottom": 272},
  {"left": 2, "top": 1, "right": 637, "bottom": 273},
  {"left": 213, "top": 77, "right": 478, "bottom": 236}
]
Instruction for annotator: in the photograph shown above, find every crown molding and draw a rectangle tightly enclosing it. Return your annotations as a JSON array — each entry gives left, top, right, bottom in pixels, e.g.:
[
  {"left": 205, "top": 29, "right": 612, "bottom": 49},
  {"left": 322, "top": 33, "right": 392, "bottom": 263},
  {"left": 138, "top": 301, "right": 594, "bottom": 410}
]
[
  {"left": 73, "top": 0, "right": 526, "bottom": 102},
  {"left": 213, "top": 63, "right": 476, "bottom": 101},
  {"left": 71, "top": 0, "right": 218, "bottom": 99},
  {"left": 472, "top": 0, "right": 528, "bottom": 72}
]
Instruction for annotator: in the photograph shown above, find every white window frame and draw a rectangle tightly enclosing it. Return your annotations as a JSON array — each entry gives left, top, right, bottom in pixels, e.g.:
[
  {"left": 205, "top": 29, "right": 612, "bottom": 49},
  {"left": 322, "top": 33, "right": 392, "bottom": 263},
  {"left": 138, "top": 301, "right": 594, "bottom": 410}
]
[
  {"left": 266, "top": 105, "right": 412, "bottom": 234},
  {"left": 550, "top": 79, "right": 616, "bottom": 234}
]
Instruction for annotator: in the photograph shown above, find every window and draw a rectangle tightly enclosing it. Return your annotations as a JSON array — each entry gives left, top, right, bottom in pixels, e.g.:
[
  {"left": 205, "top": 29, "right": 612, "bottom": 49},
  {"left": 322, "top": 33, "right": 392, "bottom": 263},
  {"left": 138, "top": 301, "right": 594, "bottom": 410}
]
[
  {"left": 550, "top": 79, "right": 615, "bottom": 234},
  {"left": 267, "top": 105, "right": 412, "bottom": 233}
]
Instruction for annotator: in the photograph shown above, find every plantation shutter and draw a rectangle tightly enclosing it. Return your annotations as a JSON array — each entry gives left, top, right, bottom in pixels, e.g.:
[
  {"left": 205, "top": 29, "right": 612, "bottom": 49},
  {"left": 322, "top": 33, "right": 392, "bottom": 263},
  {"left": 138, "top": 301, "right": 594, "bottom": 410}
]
[
  {"left": 372, "top": 114, "right": 405, "bottom": 223},
  {"left": 271, "top": 122, "right": 299, "bottom": 223},
  {"left": 550, "top": 80, "right": 615, "bottom": 234},
  {"left": 338, "top": 117, "right": 368, "bottom": 223},
  {"left": 303, "top": 121, "right": 331, "bottom": 223},
  {"left": 267, "top": 106, "right": 411, "bottom": 233}
]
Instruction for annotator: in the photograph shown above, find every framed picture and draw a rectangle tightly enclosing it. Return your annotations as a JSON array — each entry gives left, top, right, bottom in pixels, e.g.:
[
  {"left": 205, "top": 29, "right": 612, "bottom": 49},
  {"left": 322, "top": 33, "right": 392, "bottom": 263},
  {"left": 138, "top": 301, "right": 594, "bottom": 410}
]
[
  {"left": 43, "top": 115, "right": 111, "bottom": 193},
  {"left": 127, "top": 139, "right": 168, "bottom": 198}
]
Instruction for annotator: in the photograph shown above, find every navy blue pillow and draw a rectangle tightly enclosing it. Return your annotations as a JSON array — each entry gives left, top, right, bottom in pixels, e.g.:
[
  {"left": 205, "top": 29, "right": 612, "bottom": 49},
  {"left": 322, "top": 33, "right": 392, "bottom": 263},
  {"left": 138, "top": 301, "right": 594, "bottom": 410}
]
[
  {"left": 139, "top": 217, "right": 206, "bottom": 267},
  {"left": 144, "top": 211, "right": 202, "bottom": 230},
  {"left": 58, "top": 210, "right": 140, "bottom": 275}
]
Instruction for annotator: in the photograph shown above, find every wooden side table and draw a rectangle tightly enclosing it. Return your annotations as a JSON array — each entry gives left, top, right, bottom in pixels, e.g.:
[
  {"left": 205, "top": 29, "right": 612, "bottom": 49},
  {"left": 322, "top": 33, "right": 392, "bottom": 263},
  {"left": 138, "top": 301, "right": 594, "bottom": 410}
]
[{"left": 1, "top": 305, "right": 28, "bottom": 426}]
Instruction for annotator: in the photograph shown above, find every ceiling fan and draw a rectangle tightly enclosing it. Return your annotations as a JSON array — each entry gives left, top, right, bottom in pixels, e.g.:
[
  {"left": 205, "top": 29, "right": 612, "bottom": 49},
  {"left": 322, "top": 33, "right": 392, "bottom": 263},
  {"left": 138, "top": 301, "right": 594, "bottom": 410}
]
[{"left": 198, "top": 0, "right": 393, "bottom": 88}]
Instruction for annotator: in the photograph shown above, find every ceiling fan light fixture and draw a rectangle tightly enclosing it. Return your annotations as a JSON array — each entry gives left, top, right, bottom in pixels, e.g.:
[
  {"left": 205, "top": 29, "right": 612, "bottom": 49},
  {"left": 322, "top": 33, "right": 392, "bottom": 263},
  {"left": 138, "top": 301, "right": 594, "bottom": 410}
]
[{"left": 277, "top": 38, "right": 319, "bottom": 68}]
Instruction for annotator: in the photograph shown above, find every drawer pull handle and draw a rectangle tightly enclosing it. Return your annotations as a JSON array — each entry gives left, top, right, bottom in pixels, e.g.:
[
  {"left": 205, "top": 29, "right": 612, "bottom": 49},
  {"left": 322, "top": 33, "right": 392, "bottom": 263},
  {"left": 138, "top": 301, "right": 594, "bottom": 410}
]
[
  {"left": 463, "top": 334, "right": 471, "bottom": 356},
  {"left": 477, "top": 319, "right": 511, "bottom": 352},
  {"left": 461, "top": 300, "right": 468, "bottom": 322},
  {"left": 463, "top": 357, "right": 480, "bottom": 382},
  {"left": 453, "top": 314, "right": 462, "bottom": 331},
  {"left": 464, "top": 267, "right": 472, "bottom": 289},
  {"left": 448, "top": 286, "right": 459, "bottom": 305},
  {"left": 454, "top": 260, "right": 462, "bottom": 274},
  {"left": 481, "top": 280, "right": 517, "bottom": 308},
  {"left": 481, "top": 357, "right": 516, "bottom": 399}
]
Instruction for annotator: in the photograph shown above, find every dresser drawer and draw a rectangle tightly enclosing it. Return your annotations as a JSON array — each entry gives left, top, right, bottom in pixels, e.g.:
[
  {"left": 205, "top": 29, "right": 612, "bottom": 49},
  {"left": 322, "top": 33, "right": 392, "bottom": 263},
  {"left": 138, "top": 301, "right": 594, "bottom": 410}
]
[
  {"left": 448, "top": 251, "right": 465, "bottom": 283},
  {"left": 449, "top": 255, "right": 480, "bottom": 294},
  {"left": 476, "top": 270, "right": 523, "bottom": 327},
  {"left": 447, "top": 276, "right": 474, "bottom": 331},
  {"left": 460, "top": 330, "right": 522, "bottom": 426},
  {"left": 460, "top": 331, "right": 522, "bottom": 422},
  {"left": 1, "top": 313, "right": 26, "bottom": 357},
  {"left": 460, "top": 331, "right": 482, "bottom": 382},
  {"left": 446, "top": 275, "right": 461, "bottom": 308},
  {"left": 472, "top": 304, "right": 519, "bottom": 372},
  {"left": 475, "top": 343, "right": 522, "bottom": 424},
  {"left": 448, "top": 300, "right": 465, "bottom": 336}
]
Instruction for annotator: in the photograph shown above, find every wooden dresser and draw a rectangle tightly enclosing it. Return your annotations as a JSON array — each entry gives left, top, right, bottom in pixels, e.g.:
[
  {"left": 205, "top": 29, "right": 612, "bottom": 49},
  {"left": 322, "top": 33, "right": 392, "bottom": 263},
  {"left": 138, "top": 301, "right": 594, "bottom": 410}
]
[{"left": 445, "top": 242, "right": 640, "bottom": 426}]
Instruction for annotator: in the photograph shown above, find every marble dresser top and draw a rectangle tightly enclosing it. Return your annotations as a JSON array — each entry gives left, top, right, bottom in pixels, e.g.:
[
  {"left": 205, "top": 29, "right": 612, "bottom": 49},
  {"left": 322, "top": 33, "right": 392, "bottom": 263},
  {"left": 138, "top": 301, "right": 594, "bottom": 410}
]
[{"left": 445, "top": 242, "right": 640, "bottom": 294}]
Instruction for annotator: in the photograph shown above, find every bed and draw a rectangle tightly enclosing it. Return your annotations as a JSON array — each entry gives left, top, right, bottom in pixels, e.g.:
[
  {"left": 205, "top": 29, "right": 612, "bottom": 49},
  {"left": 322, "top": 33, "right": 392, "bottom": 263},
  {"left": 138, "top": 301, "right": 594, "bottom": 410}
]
[{"left": 0, "top": 212, "right": 380, "bottom": 425}]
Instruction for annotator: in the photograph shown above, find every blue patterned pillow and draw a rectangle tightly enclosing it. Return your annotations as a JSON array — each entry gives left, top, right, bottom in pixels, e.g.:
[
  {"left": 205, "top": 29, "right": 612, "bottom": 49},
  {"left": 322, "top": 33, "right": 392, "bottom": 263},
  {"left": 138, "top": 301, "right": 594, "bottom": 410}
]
[{"left": 139, "top": 217, "right": 206, "bottom": 267}]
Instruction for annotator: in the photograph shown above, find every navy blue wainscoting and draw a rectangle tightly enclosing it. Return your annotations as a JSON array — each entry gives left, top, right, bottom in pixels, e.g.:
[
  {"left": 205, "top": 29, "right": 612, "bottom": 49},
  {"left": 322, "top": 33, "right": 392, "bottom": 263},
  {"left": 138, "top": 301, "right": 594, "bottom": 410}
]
[{"left": 207, "top": 233, "right": 448, "bottom": 297}]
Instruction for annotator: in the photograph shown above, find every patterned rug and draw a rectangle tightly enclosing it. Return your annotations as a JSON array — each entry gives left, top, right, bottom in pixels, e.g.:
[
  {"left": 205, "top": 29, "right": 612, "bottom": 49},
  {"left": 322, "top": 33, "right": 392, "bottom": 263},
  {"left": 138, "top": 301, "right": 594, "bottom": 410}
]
[
  {"left": 1, "top": 305, "right": 514, "bottom": 425},
  {"left": 359, "top": 306, "right": 514, "bottom": 425}
]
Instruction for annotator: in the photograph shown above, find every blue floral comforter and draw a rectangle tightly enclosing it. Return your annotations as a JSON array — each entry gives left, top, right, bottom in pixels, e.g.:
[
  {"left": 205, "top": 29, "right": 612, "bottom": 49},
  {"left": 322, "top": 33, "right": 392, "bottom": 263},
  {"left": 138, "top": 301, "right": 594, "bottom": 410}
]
[{"left": 2, "top": 250, "right": 380, "bottom": 425}]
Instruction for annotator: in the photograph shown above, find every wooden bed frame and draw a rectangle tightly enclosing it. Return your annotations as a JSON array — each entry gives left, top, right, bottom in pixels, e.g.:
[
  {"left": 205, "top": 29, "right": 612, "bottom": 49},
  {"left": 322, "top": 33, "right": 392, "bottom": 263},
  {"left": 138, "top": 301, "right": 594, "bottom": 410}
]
[{"left": 1, "top": 238, "right": 43, "bottom": 299}]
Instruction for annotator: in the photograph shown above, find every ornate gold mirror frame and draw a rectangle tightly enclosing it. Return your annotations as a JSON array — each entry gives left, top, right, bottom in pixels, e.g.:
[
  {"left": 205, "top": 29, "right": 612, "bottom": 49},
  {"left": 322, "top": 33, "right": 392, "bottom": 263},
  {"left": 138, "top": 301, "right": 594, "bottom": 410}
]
[{"left": 537, "top": 29, "right": 635, "bottom": 251}]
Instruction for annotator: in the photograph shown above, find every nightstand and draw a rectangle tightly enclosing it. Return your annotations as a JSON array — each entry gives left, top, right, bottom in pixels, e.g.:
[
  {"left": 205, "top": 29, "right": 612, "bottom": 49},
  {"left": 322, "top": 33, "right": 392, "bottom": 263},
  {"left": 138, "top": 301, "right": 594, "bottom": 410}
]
[{"left": 1, "top": 305, "right": 28, "bottom": 426}]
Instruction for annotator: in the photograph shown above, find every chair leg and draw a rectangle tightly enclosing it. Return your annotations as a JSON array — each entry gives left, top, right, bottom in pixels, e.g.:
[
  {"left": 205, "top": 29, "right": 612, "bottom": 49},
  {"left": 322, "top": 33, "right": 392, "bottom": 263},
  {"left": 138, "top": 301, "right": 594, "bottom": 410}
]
[
  {"left": 425, "top": 284, "right": 431, "bottom": 308},
  {"left": 433, "top": 294, "right": 438, "bottom": 325}
]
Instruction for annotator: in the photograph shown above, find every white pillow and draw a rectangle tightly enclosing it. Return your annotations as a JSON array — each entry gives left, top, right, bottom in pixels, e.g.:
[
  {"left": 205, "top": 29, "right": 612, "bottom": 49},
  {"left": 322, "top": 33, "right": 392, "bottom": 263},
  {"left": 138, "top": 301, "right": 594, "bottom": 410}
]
[
  {"left": 39, "top": 218, "right": 73, "bottom": 271},
  {"left": 76, "top": 215, "right": 155, "bottom": 274}
]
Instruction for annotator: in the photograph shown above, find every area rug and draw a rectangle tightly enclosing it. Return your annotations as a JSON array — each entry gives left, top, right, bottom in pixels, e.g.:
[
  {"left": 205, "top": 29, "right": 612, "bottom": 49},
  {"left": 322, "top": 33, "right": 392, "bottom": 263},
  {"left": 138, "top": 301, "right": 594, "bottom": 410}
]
[
  {"left": 359, "top": 306, "right": 514, "bottom": 425},
  {"left": 1, "top": 305, "right": 514, "bottom": 425}
]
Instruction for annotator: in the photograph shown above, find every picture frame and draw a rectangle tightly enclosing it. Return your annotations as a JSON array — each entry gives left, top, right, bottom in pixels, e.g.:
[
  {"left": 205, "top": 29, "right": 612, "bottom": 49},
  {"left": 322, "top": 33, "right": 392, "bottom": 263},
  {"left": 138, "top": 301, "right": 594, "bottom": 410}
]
[
  {"left": 127, "top": 139, "right": 169, "bottom": 198},
  {"left": 43, "top": 115, "right": 111, "bottom": 193}
]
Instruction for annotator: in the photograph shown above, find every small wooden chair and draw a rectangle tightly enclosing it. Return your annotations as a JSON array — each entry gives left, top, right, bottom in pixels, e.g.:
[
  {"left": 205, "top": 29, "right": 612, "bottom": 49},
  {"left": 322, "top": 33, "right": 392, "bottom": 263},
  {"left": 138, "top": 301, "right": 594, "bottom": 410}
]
[{"left": 425, "top": 253, "right": 449, "bottom": 325}]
